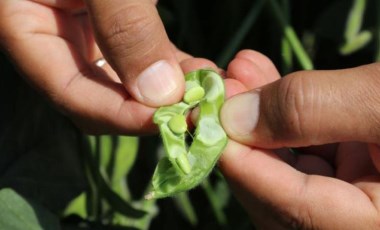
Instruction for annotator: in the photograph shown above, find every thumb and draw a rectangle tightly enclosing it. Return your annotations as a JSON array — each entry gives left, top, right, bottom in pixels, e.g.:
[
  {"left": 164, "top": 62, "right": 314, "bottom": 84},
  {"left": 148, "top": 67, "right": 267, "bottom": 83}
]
[
  {"left": 85, "top": 0, "right": 184, "bottom": 106},
  {"left": 218, "top": 141, "right": 379, "bottom": 229},
  {"left": 221, "top": 63, "right": 380, "bottom": 148}
]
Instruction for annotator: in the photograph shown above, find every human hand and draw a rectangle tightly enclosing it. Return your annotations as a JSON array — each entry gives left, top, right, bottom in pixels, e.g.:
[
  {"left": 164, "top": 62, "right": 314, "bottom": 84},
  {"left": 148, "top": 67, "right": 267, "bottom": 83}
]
[
  {"left": 0, "top": 0, "right": 190, "bottom": 134},
  {"left": 219, "top": 50, "right": 380, "bottom": 229}
]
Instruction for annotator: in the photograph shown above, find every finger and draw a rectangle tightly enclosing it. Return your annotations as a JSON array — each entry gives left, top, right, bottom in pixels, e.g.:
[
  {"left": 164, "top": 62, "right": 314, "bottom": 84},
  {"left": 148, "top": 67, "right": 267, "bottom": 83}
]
[
  {"left": 219, "top": 141, "right": 379, "bottom": 229},
  {"left": 336, "top": 142, "right": 378, "bottom": 182},
  {"left": 296, "top": 143, "right": 338, "bottom": 163},
  {"left": 226, "top": 50, "right": 278, "bottom": 97},
  {"left": 84, "top": 0, "right": 185, "bottom": 107},
  {"left": 295, "top": 154, "right": 334, "bottom": 176},
  {"left": 93, "top": 58, "right": 121, "bottom": 83},
  {"left": 30, "top": 0, "right": 85, "bottom": 9},
  {"left": 0, "top": 2, "right": 156, "bottom": 134},
  {"left": 273, "top": 148, "right": 334, "bottom": 176},
  {"left": 227, "top": 49, "right": 280, "bottom": 89},
  {"left": 237, "top": 50, "right": 281, "bottom": 80},
  {"left": 172, "top": 43, "right": 193, "bottom": 62},
  {"left": 369, "top": 144, "right": 380, "bottom": 173},
  {"left": 180, "top": 58, "right": 217, "bottom": 74},
  {"left": 221, "top": 63, "right": 380, "bottom": 148}
]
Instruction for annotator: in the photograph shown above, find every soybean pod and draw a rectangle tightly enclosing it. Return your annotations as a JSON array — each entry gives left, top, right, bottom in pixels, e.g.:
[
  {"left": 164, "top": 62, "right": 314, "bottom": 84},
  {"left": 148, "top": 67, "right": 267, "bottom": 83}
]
[{"left": 146, "top": 69, "right": 227, "bottom": 199}]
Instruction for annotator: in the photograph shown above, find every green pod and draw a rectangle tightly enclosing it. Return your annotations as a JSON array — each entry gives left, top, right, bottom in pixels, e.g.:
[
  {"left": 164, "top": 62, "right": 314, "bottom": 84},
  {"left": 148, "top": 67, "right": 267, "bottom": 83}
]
[{"left": 147, "top": 69, "right": 227, "bottom": 199}]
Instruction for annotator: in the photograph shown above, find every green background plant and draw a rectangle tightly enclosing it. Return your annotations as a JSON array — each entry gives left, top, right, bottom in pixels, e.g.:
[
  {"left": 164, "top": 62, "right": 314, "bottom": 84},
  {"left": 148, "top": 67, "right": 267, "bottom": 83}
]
[{"left": 0, "top": 0, "right": 378, "bottom": 229}]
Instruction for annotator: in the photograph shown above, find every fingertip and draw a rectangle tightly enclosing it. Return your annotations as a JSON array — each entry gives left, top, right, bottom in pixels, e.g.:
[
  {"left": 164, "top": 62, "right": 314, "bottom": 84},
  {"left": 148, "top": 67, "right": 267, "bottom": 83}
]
[
  {"left": 224, "top": 78, "right": 247, "bottom": 98},
  {"left": 235, "top": 49, "right": 269, "bottom": 63},
  {"left": 221, "top": 91, "right": 260, "bottom": 144},
  {"left": 234, "top": 49, "right": 281, "bottom": 82},
  {"left": 180, "top": 58, "right": 218, "bottom": 74},
  {"left": 33, "top": 0, "right": 85, "bottom": 9},
  {"left": 134, "top": 59, "right": 185, "bottom": 107},
  {"left": 227, "top": 57, "right": 268, "bottom": 89}
]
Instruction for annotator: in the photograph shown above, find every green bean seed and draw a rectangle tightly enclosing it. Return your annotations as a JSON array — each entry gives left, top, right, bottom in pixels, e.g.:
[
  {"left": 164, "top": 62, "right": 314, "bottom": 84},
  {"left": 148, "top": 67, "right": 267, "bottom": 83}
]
[
  {"left": 176, "top": 153, "right": 192, "bottom": 175},
  {"left": 184, "top": 86, "right": 205, "bottom": 104},
  {"left": 168, "top": 114, "right": 187, "bottom": 135}
]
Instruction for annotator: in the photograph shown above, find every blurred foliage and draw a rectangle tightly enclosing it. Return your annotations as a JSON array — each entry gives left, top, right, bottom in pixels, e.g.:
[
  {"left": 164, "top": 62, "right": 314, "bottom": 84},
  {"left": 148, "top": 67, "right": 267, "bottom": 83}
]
[
  {"left": 0, "top": 0, "right": 379, "bottom": 229},
  {"left": 160, "top": 0, "right": 377, "bottom": 70}
]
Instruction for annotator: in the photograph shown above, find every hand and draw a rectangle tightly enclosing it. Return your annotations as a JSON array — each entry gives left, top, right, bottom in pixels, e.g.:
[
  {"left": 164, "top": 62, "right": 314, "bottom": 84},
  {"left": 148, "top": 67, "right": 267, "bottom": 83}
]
[
  {"left": 219, "top": 50, "right": 380, "bottom": 229},
  {"left": 0, "top": 0, "right": 190, "bottom": 134}
]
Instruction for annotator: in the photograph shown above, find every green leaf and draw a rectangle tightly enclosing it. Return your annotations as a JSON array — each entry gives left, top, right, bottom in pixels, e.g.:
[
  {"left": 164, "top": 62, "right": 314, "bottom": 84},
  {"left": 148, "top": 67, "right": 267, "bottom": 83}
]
[
  {"left": 102, "top": 182, "right": 146, "bottom": 218},
  {"left": 100, "top": 135, "right": 113, "bottom": 171},
  {"left": 63, "top": 192, "right": 87, "bottom": 219},
  {"left": 113, "top": 198, "right": 158, "bottom": 230},
  {"left": 0, "top": 188, "right": 60, "bottom": 230},
  {"left": 201, "top": 179, "right": 227, "bottom": 225},
  {"left": 344, "top": 0, "right": 367, "bottom": 42},
  {"left": 84, "top": 146, "right": 146, "bottom": 218},
  {"left": 339, "top": 30, "right": 373, "bottom": 55},
  {"left": 173, "top": 192, "right": 198, "bottom": 226},
  {"left": 214, "top": 179, "right": 230, "bottom": 211},
  {"left": 114, "top": 136, "right": 138, "bottom": 179},
  {"left": 111, "top": 136, "right": 139, "bottom": 200}
]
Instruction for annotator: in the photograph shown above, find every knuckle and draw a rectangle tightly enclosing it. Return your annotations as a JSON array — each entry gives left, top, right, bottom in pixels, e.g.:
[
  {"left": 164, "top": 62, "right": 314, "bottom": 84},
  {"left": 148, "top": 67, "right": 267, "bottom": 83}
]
[
  {"left": 0, "top": 2, "right": 43, "bottom": 45},
  {"left": 279, "top": 210, "right": 313, "bottom": 230},
  {"left": 358, "top": 65, "right": 380, "bottom": 142},
  {"left": 270, "top": 73, "right": 318, "bottom": 143},
  {"left": 237, "top": 49, "right": 272, "bottom": 65},
  {"left": 102, "top": 3, "right": 161, "bottom": 59},
  {"left": 0, "top": 3, "right": 16, "bottom": 41},
  {"left": 280, "top": 176, "right": 315, "bottom": 230}
]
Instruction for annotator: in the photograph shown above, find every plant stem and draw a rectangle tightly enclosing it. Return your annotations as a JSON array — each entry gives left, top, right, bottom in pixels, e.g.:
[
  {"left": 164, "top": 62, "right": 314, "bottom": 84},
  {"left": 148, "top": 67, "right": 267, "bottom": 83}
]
[
  {"left": 174, "top": 193, "right": 198, "bottom": 226},
  {"left": 83, "top": 136, "right": 100, "bottom": 221},
  {"left": 94, "top": 136, "right": 102, "bottom": 220},
  {"left": 280, "top": 0, "right": 293, "bottom": 74},
  {"left": 339, "top": 0, "right": 372, "bottom": 55},
  {"left": 269, "top": 0, "right": 314, "bottom": 70},
  {"left": 216, "top": 0, "right": 265, "bottom": 68},
  {"left": 202, "top": 179, "right": 227, "bottom": 225},
  {"left": 344, "top": 0, "right": 367, "bottom": 42}
]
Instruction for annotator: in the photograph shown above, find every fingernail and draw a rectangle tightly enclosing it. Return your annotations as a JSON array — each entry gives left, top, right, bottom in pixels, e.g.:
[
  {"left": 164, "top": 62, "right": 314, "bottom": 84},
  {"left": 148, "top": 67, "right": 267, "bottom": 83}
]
[
  {"left": 221, "top": 91, "right": 260, "bottom": 138},
  {"left": 137, "top": 60, "right": 180, "bottom": 105}
]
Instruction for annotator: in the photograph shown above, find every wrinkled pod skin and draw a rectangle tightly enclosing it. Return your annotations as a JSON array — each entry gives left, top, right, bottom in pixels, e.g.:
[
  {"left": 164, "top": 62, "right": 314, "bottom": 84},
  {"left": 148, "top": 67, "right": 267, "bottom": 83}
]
[{"left": 146, "top": 69, "right": 227, "bottom": 199}]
